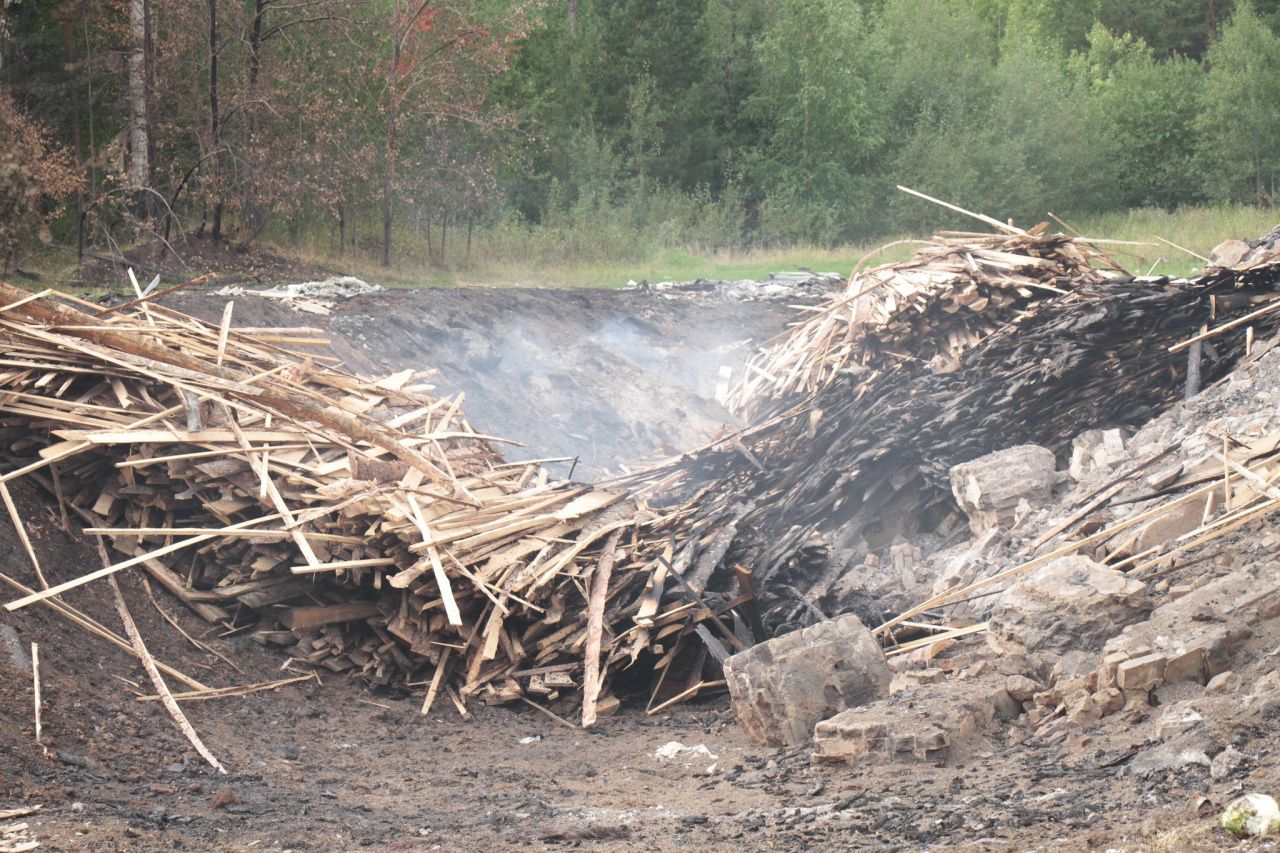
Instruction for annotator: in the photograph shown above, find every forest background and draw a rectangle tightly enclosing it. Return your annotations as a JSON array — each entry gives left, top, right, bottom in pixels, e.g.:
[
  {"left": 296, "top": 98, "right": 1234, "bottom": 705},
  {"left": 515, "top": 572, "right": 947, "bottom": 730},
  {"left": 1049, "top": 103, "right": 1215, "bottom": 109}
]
[{"left": 4, "top": 0, "right": 1280, "bottom": 287}]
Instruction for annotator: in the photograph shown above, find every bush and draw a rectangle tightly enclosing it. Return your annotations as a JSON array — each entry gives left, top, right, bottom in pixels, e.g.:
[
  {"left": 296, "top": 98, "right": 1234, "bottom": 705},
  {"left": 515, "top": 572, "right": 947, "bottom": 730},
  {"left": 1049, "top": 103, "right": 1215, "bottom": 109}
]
[{"left": 0, "top": 92, "right": 80, "bottom": 272}]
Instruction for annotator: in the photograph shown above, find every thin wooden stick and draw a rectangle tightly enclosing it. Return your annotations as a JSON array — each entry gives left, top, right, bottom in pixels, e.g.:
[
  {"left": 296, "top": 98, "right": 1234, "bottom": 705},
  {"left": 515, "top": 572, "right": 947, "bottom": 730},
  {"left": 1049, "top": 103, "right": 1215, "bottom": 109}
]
[
  {"left": 1154, "top": 235, "right": 1210, "bottom": 264},
  {"left": 136, "top": 673, "right": 314, "bottom": 703},
  {"left": 886, "top": 622, "right": 989, "bottom": 657},
  {"left": 140, "top": 576, "right": 243, "bottom": 674},
  {"left": 4, "top": 511, "right": 286, "bottom": 611},
  {"left": 0, "top": 481, "right": 47, "bottom": 589},
  {"left": 105, "top": 562, "right": 226, "bottom": 774},
  {"left": 896, "top": 185, "right": 1028, "bottom": 236},
  {"left": 1169, "top": 296, "right": 1280, "bottom": 353},
  {"left": 519, "top": 695, "right": 578, "bottom": 730},
  {"left": 31, "top": 642, "right": 44, "bottom": 753},
  {"left": 95, "top": 273, "right": 216, "bottom": 319},
  {"left": 215, "top": 301, "right": 234, "bottom": 366},
  {"left": 645, "top": 679, "right": 728, "bottom": 716},
  {"left": 421, "top": 648, "right": 450, "bottom": 716},
  {"left": 0, "top": 568, "right": 207, "bottom": 691}
]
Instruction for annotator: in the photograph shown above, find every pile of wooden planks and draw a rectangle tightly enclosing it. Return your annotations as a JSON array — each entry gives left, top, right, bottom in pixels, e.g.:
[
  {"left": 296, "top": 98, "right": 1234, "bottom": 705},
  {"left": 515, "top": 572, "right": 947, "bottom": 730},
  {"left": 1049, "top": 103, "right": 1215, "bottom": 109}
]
[
  {"left": 727, "top": 225, "right": 1113, "bottom": 418},
  {"left": 0, "top": 281, "right": 727, "bottom": 722}
]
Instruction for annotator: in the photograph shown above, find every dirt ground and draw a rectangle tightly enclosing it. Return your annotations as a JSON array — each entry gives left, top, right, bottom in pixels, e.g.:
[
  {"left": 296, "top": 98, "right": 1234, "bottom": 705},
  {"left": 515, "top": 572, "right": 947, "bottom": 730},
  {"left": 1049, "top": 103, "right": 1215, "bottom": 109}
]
[
  {"left": 3, "top": 499, "right": 1271, "bottom": 853},
  {"left": 2, "top": 283, "right": 1278, "bottom": 851}
]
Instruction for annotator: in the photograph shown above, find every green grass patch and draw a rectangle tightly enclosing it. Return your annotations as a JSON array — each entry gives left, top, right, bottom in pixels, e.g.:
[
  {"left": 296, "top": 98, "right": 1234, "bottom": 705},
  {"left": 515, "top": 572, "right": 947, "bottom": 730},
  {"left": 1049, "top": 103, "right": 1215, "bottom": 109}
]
[
  {"left": 19, "top": 204, "right": 1277, "bottom": 292},
  {"left": 1066, "top": 204, "right": 1278, "bottom": 278}
]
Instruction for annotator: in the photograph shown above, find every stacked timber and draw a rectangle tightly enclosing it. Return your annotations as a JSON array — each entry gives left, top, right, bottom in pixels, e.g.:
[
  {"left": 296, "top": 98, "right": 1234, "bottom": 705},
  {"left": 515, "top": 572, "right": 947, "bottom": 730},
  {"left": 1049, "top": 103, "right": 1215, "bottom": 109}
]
[{"left": 0, "top": 282, "right": 728, "bottom": 722}]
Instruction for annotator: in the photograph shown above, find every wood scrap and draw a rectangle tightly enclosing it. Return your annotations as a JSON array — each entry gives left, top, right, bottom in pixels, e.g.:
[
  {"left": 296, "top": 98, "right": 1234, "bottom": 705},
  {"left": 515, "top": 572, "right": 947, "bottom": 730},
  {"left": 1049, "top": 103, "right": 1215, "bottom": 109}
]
[{"left": 106, "top": 568, "right": 227, "bottom": 774}]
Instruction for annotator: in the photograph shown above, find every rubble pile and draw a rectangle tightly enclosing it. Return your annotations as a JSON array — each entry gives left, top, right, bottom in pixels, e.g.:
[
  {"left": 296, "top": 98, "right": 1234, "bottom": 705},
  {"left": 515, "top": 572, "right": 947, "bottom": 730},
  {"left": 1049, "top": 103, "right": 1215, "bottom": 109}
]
[
  {"left": 624, "top": 271, "right": 843, "bottom": 302},
  {"left": 623, "top": 245, "right": 1280, "bottom": 638},
  {"left": 702, "top": 222, "right": 1280, "bottom": 816}
]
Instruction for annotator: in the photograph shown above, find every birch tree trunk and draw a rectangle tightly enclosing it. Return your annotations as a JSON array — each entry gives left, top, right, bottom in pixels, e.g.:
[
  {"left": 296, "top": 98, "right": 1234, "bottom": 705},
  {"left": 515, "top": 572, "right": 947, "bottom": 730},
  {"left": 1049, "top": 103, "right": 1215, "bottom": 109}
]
[{"left": 126, "top": 0, "right": 150, "bottom": 207}]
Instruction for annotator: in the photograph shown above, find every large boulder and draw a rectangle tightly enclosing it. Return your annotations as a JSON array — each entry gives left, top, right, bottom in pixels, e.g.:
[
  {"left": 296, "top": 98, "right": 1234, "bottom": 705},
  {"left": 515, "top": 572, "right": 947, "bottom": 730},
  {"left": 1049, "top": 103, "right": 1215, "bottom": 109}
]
[
  {"left": 950, "top": 445, "right": 1057, "bottom": 534},
  {"left": 987, "top": 555, "right": 1150, "bottom": 656},
  {"left": 723, "top": 614, "right": 891, "bottom": 747}
]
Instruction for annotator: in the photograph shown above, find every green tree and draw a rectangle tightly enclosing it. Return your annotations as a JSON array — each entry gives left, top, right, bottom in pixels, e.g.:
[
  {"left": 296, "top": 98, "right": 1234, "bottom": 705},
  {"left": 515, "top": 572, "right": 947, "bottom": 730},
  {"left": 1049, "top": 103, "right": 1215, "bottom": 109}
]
[
  {"left": 1079, "top": 25, "right": 1205, "bottom": 208},
  {"left": 746, "top": 0, "right": 884, "bottom": 243},
  {"left": 1196, "top": 0, "right": 1280, "bottom": 201}
]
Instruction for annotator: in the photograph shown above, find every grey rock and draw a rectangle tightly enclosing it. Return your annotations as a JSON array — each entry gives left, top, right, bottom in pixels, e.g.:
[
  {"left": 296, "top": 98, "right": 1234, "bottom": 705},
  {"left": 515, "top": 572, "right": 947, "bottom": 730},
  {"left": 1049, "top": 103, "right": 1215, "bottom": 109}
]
[
  {"left": 987, "top": 555, "right": 1150, "bottom": 655},
  {"left": 0, "top": 623, "right": 30, "bottom": 673},
  {"left": 951, "top": 445, "right": 1057, "bottom": 534},
  {"left": 723, "top": 613, "right": 891, "bottom": 747}
]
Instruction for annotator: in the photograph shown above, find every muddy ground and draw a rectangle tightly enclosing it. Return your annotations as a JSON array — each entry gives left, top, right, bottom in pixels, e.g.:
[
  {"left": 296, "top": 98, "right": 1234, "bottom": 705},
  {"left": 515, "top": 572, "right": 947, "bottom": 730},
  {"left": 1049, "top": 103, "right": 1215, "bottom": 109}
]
[{"left": 1, "top": 284, "right": 1275, "bottom": 851}]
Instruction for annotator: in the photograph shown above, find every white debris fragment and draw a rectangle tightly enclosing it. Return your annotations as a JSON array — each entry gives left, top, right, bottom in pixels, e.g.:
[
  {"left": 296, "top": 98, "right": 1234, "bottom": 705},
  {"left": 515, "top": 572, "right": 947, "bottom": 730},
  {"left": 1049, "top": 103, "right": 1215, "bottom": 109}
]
[
  {"left": 214, "top": 275, "right": 380, "bottom": 315},
  {"left": 1221, "top": 793, "right": 1280, "bottom": 838},
  {"left": 653, "top": 740, "right": 718, "bottom": 774},
  {"left": 519, "top": 735, "right": 542, "bottom": 745}
]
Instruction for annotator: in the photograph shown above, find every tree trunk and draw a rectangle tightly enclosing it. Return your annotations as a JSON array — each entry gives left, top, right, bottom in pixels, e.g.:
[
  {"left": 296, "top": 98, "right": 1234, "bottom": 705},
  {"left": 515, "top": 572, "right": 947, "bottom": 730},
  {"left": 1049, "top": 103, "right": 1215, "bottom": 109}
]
[
  {"left": 249, "top": 0, "right": 267, "bottom": 91},
  {"left": 381, "top": 113, "right": 396, "bottom": 266},
  {"left": 466, "top": 215, "right": 472, "bottom": 264},
  {"left": 381, "top": 1, "right": 401, "bottom": 268},
  {"left": 126, "top": 0, "right": 149, "bottom": 212},
  {"left": 144, "top": 0, "right": 157, "bottom": 194},
  {"left": 61, "top": 18, "right": 86, "bottom": 262},
  {"left": 209, "top": 0, "right": 224, "bottom": 242},
  {"left": 439, "top": 214, "right": 447, "bottom": 265}
]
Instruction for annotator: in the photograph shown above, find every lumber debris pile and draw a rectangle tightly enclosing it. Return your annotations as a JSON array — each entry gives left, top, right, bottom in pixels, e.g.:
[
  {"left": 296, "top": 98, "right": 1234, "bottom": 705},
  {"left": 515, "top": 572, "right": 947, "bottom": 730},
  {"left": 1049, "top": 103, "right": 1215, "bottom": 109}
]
[
  {"left": 727, "top": 224, "right": 1114, "bottom": 418},
  {"left": 0, "top": 281, "right": 701, "bottom": 721},
  {"left": 623, "top": 235, "right": 1280, "bottom": 637}
]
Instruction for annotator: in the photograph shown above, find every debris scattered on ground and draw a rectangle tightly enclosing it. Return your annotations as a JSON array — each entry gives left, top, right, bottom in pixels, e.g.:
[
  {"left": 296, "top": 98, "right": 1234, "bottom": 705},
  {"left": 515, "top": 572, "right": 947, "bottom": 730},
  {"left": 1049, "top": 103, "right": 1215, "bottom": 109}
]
[
  {"left": 625, "top": 272, "right": 842, "bottom": 302},
  {"left": 210, "top": 786, "right": 237, "bottom": 810},
  {"left": 653, "top": 741, "right": 718, "bottom": 775},
  {"left": 0, "top": 805, "right": 41, "bottom": 852},
  {"left": 214, "top": 275, "right": 381, "bottom": 315}
]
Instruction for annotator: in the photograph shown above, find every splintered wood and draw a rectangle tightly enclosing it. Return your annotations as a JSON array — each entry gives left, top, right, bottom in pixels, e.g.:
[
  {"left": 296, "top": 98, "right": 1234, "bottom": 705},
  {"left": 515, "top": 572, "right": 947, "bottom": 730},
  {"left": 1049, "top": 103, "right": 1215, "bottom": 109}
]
[
  {"left": 0, "top": 281, "right": 710, "bottom": 723},
  {"left": 616, "top": 225, "right": 1280, "bottom": 644},
  {"left": 727, "top": 228, "right": 1111, "bottom": 417}
]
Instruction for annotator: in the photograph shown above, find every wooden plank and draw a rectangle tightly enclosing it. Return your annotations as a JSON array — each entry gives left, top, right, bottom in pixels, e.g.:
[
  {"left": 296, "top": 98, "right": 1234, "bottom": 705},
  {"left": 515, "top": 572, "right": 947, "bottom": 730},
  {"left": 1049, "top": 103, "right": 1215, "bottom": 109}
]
[
  {"left": 581, "top": 528, "right": 623, "bottom": 729},
  {"left": 278, "top": 602, "right": 380, "bottom": 632}
]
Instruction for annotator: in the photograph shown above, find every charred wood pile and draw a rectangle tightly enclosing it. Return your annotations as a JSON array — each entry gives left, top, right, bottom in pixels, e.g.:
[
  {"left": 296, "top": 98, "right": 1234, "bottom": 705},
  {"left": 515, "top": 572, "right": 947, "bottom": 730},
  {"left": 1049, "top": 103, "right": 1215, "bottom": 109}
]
[{"left": 625, "top": 224, "right": 1280, "bottom": 635}]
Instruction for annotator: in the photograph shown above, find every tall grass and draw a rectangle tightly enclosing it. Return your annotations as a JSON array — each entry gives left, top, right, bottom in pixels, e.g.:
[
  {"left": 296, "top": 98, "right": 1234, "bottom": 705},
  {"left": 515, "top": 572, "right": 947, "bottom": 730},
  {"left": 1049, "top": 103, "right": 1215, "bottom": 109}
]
[
  {"left": 204, "top": 202, "right": 1280, "bottom": 290},
  {"left": 1067, "top": 204, "right": 1278, "bottom": 277}
]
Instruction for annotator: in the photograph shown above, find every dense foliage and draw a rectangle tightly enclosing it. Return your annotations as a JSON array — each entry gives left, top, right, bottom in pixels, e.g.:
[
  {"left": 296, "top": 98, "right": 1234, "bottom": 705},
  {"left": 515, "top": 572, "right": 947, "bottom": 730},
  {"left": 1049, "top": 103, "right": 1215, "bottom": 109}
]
[{"left": 3, "top": 0, "right": 1280, "bottom": 269}]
